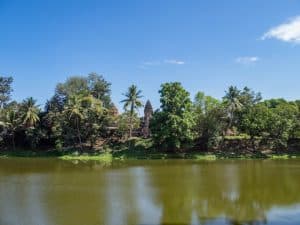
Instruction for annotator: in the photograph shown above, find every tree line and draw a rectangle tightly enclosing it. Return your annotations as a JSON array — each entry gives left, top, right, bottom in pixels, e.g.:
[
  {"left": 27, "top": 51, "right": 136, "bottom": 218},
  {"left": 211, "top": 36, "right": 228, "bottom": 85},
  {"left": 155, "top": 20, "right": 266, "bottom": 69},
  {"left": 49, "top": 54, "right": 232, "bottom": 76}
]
[{"left": 0, "top": 73, "right": 300, "bottom": 152}]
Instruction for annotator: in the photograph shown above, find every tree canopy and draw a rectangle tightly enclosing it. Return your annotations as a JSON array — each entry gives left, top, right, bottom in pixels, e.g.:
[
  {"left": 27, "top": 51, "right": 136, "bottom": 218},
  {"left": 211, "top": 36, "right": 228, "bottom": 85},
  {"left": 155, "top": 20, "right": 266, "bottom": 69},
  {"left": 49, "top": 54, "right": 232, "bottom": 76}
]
[{"left": 1, "top": 75, "right": 300, "bottom": 152}]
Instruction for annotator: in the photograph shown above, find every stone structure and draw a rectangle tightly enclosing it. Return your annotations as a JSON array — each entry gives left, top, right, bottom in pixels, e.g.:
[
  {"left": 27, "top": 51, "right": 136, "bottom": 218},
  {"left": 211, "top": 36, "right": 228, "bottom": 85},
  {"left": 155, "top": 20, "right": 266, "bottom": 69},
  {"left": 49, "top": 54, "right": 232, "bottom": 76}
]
[
  {"left": 110, "top": 104, "right": 119, "bottom": 117},
  {"left": 142, "top": 100, "right": 153, "bottom": 138}
]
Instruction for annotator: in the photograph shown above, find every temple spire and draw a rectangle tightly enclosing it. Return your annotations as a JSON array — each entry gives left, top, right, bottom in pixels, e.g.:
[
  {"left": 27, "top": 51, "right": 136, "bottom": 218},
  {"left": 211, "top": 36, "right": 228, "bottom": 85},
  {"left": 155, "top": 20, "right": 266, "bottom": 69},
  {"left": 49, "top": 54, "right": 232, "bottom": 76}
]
[{"left": 142, "top": 100, "right": 153, "bottom": 138}]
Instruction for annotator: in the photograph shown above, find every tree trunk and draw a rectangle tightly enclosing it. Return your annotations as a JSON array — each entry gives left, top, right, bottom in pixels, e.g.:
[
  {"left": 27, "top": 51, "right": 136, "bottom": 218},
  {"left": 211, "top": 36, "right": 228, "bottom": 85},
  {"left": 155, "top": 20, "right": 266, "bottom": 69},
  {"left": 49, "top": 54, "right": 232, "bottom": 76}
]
[
  {"left": 129, "top": 117, "right": 133, "bottom": 138},
  {"left": 76, "top": 118, "right": 83, "bottom": 151},
  {"left": 129, "top": 103, "right": 134, "bottom": 138},
  {"left": 12, "top": 132, "right": 16, "bottom": 151},
  {"left": 251, "top": 136, "right": 256, "bottom": 152}
]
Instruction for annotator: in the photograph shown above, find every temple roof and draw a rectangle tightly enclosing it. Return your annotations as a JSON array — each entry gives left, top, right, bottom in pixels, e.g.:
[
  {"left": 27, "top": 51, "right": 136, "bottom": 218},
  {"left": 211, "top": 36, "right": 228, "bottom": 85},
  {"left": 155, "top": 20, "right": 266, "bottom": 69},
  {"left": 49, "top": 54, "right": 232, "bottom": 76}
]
[{"left": 144, "top": 100, "right": 153, "bottom": 114}]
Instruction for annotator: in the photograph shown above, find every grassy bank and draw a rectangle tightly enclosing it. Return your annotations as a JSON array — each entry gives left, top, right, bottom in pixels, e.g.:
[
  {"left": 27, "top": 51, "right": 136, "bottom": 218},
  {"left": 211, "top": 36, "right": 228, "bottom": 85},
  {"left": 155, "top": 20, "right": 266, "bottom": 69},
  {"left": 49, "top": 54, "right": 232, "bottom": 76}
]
[
  {"left": 1, "top": 138, "right": 300, "bottom": 161},
  {"left": 0, "top": 150, "right": 299, "bottom": 162}
]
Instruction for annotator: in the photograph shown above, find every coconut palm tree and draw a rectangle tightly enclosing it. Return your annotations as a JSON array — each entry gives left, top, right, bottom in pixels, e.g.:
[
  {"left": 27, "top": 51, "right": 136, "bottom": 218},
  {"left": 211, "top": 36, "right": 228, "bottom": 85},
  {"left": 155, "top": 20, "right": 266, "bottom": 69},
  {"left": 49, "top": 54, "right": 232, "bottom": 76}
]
[
  {"left": 63, "top": 94, "right": 85, "bottom": 150},
  {"left": 21, "top": 97, "right": 40, "bottom": 128},
  {"left": 0, "top": 107, "right": 20, "bottom": 150},
  {"left": 121, "top": 85, "right": 143, "bottom": 138},
  {"left": 223, "top": 86, "right": 243, "bottom": 131}
]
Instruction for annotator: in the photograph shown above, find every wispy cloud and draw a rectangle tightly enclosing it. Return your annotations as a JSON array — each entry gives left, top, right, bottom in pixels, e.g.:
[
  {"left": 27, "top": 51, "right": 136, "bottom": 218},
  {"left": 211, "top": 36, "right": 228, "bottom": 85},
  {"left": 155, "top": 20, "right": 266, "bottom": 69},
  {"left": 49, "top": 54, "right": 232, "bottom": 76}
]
[
  {"left": 235, "top": 56, "right": 260, "bottom": 65},
  {"left": 142, "top": 61, "right": 161, "bottom": 66},
  {"left": 262, "top": 16, "right": 300, "bottom": 43},
  {"left": 139, "top": 59, "right": 185, "bottom": 69},
  {"left": 164, "top": 59, "right": 185, "bottom": 65}
]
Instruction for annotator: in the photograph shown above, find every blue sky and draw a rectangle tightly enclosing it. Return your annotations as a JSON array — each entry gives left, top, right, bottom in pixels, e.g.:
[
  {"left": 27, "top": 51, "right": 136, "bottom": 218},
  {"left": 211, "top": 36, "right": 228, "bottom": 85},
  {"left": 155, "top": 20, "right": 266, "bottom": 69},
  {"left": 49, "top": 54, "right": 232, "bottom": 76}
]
[{"left": 1, "top": 0, "right": 300, "bottom": 111}]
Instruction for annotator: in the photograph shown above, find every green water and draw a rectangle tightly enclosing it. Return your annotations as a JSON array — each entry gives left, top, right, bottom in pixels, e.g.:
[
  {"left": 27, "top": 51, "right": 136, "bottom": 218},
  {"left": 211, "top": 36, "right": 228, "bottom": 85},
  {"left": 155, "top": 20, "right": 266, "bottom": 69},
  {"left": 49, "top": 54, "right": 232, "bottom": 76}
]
[{"left": 0, "top": 158, "right": 300, "bottom": 225}]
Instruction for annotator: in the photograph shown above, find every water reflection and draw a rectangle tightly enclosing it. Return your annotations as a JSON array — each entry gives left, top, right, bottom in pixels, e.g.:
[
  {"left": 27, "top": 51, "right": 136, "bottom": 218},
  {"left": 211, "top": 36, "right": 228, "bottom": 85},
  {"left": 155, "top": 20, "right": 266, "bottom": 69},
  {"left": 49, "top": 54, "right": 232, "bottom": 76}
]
[{"left": 0, "top": 159, "right": 300, "bottom": 225}]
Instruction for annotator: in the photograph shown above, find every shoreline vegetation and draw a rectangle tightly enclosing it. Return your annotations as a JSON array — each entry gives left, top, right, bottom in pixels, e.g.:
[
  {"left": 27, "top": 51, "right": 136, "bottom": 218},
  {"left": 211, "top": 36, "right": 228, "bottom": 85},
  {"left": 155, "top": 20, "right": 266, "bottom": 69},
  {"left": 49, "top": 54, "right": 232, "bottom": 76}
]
[
  {"left": 1, "top": 74, "right": 300, "bottom": 161},
  {"left": 0, "top": 137, "right": 299, "bottom": 162},
  {"left": 0, "top": 150, "right": 298, "bottom": 162}
]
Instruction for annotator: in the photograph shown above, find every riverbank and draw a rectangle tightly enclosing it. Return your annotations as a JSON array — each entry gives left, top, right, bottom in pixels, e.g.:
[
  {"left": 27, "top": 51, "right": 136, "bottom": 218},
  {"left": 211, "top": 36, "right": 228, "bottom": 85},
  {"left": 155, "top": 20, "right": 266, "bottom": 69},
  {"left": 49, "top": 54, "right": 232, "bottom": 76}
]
[
  {"left": 1, "top": 138, "right": 300, "bottom": 162},
  {"left": 0, "top": 148, "right": 299, "bottom": 162}
]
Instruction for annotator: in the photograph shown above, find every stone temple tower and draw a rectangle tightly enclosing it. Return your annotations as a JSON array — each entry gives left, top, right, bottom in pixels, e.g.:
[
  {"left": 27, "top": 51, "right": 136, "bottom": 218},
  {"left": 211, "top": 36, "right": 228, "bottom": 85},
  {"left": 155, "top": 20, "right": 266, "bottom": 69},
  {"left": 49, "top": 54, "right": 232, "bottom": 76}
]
[{"left": 142, "top": 100, "right": 153, "bottom": 138}]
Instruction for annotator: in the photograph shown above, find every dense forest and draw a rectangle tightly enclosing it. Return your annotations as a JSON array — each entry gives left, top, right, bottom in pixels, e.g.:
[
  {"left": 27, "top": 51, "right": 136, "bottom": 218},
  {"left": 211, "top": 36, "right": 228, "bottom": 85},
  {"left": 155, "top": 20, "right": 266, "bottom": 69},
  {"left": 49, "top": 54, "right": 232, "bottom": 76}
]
[{"left": 1, "top": 73, "right": 300, "bottom": 153}]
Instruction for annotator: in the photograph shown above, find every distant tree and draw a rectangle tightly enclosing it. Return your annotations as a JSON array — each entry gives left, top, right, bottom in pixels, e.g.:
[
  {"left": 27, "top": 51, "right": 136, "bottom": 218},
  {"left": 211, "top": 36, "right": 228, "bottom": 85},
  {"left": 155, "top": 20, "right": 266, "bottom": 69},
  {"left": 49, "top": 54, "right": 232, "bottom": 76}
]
[
  {"left": 263, "top": 98, "right": 287, "bottom": 108},
  {"left": 194, "top": 91, "right": 220, "bottom": 114},
  {"left": 0, "top": 103, "right": 20, "bottom": 150},
  {"left": 82, "top": 95, "right": 107, "bottom": 148},
  {"left": 150, "top": 82, "right": 195, "bottom": 150},
  {"left": 223, "top": 86, "right": 243, "bottom": 131},
  {"left": 54, "top": 73, "right": 112, "bottom": 108},
  {"left": 241, "top": 101, "right": 299, "bottom": 149},
  {"left": 240, "top": 103, "right": 270, "bottom": 148},
  {"left": 121, "top": 85, "right": 143, "bottom": 138},
  {"left": 0, "top": 76, "right": 13, "bottom": 108},
  {"left": 62, "top": 94, "right": 107, "bottom": 150},
  {"left": 20, "top": 97, "right": 40, "bottom": 128},
  {"left": 18, "top": 98, "right": 42, "bottom": 148},
  {"left": 87, "top": 73, "right": 112, "bottom": 108},
  {"left": 223, "top": 86, "right": 262, "bottom": 133},
  {"left": 194, "top": 92, "right": 226, "bottom": 149},
  {"left": 117, "top": 112, "right": 140, "bottom": 140},
  {"left": 56, "top": 76, "right": 88, "bottom": 100},
  {"left": 239, "top": 87, "right": 262, "bottom": 107},
  {"left": 45, "top": 94, "right": 65, "bottom": 113},
  {"left": 268, "top": 102, "right": 299, "bottom": 148},
  {"left": 63, "top": 94, "right": 86, "bottom": 150}
]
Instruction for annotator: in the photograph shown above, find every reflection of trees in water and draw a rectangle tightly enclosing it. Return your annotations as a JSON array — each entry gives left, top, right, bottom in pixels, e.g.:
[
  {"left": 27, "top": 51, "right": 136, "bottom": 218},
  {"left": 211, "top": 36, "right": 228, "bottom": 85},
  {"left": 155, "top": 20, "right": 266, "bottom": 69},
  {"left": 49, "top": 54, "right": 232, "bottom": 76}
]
[
  {"left": 147, "top": 160, "right": 300, "bottom": 225},
  {"left": 0, "top": 159, "right": 112, "bottom": 225},
  {"left": 1, "top": 159, "right": 300, "bottom": 225},
  {"left": 226, "top": 218, "right": 267, "bottom": 225}
]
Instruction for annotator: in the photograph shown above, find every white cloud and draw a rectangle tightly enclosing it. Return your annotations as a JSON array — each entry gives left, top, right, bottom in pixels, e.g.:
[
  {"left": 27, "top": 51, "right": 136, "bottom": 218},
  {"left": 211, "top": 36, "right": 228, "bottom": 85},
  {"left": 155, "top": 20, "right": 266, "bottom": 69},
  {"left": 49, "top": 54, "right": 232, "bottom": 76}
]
[
  {"left": 139, "top": 59, "right": 185, "bottom": 69},
  {"left": 142, "top": 61, "right": 161, "bottom": 66},
  {"left": 164, "top": 59, "right": 185, "bottom": 65},
  {"left": 262, "top": 16, "right": 300, "bottom": 43},
  {"left": 235, "top": 56, "right": 260, "bottom": 64}
]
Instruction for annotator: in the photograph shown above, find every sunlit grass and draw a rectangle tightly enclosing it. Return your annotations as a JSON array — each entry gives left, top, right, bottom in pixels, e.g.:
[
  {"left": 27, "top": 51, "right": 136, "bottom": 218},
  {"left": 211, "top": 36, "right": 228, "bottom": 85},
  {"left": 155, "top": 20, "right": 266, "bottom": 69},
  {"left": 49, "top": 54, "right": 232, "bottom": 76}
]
[
  {"left": 194, "top": 154, "right": 217, "bottom": 161},
  {"left": 269, "top": 154, "right": 290, "bottom": 159},
  {"left": 59, "top": 152, "right": 113, "bottom": 162}
]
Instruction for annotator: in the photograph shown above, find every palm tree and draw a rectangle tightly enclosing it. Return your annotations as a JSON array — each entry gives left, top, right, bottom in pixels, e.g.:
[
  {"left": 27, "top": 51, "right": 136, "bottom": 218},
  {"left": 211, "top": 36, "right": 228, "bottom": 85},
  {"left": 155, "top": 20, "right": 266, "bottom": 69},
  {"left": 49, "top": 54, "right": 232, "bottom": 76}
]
[
  {"left": 21, "top": 97, "right": 40, "bottom": 128},
  {"left": 0, "top": 107, "right": 20, "bottom": 150},
  {"left": 63, "top": 95, "right": 86, "bottom": 150},
  {"left": 121, "top": 85, "right": 143, "bottom": 138},
  {"left": 223, "top": 86, "right": 243, "bottom": 131}
]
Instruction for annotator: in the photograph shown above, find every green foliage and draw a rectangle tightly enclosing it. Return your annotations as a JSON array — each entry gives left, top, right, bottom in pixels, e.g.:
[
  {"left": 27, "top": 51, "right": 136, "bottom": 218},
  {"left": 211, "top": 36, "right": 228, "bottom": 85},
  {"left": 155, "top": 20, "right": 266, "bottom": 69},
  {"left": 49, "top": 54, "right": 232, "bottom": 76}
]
[
  {"left": 240, "top": 104, "right": 271, "bottom": 139},
  {"left": 0, "top": 76, "right": 13, "bottom": 108},
  {"left": 267, "top": 101, "right": 299, "bottom": 148},
  {"left": 59, "top": 152, "right": 113, "bottom": 162},
  {"left": 150, "top": 82, "right": 196, "bottom": 150},
  {"left": 0, "top": 102, "right": 20, "bottom": 149},
  {"left": 54, "top": 73, "right": 112, "bottom": 109},
  {"left": 223, "top": 86, "right": 262, "bottom": 132},
  {"left": 121, "top": 85, "right": 143, "bottom": 138},
  {"left": 240, "top": 101, "right": 300, "bottom": 148},
  {"left": 193, "top": 92, "right": 226, "bottom": 149},
  {"left": 61, "top": 94, "right": 108, "bottom": 150},
  {"left": 2, "top": 75, "right": 300, "bottom": 155},
  {"left": 117, "top": 112, "right": 140, "bottom": 140},
  {"left": 20, "top": 97, "right": 40, "bottom": 127}
]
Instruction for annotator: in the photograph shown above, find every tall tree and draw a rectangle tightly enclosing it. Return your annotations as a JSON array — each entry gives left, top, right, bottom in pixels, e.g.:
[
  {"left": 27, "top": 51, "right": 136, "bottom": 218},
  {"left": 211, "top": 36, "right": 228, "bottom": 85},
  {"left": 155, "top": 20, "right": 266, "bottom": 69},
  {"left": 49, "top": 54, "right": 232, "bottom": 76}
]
[
  {"left": 20, "top": 97, "right": 40, "bottom": 128},
  {"left": 87, "top": 73, "right": 112, "bottom": 108},
  {"left": 194, "top": 92, "right": 226, "bottom": 149},
  {"left": 150, "top": 82, "right": 195, "bottom": 150},
  {"left": 63, "top": 95, "right": 85, "bottom": 150},
  {"left": 121, "top": 85, "right": 143, "bottom": 138},
  {"left": 0, "top": 76, "right": 13, "bottom": 109},
  {"left": 82, "top": 95, "right": 107, "bottom": 148},
  {"left": 0, "top": 103, "right": 20, "bottom": 150},
  {"left": 54, "top": 73, "right": 112, "bottom": 109},
  {"left": 223, "top": 86, "right": 243, "bottom": 131}
]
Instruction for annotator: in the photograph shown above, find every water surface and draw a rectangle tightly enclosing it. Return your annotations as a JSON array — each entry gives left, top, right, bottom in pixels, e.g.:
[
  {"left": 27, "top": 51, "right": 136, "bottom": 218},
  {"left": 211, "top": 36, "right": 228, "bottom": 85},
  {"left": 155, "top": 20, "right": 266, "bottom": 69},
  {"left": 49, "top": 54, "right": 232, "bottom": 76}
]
[{"left": 0, "top": 158, "right": 300, "bottom": 225}]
